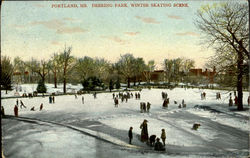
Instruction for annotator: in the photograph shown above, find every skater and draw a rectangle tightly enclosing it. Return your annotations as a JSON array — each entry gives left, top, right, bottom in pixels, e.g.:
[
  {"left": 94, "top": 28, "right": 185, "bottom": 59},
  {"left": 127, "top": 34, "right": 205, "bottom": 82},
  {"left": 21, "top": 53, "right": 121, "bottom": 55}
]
[
  {"left": 75, "top": 94, "right": 77, "bottom": 99},
  {"left": 138, "top": 93, "right": 141, "bottom": 99},
  {"left": 82, "top": 96, "right": 84, "bottom": 104},
  {"left": 201, "top": 93, "right": 203, "bottom": 100},
  {"left": 140, "top": 102, "right": 143, "bottom": 112},
  {"left": 112, "top": 93, "right": 115, "bottom": 99},
  {"left": 93, "top": 92, "right": 97, "bottom": 99},
  {"left": 146, "top": 102, "right": 151, "bottom": 112},
  {"left": 14, "top": 105, "right": 18, "bottom": 117},
  {"left": 20, "top": 100, "right": 26, "bottom": 109},
  {"left": 178, "top": 104, "right": 182, "bottom": 108},
  {"left": 229, "top": 97, "right": 233, "bottom": 106},
  {"left": 192, "top": 123, "right": 201, "bottom": 130},
  {"left": 161, "top": 129, "right": 166, "bottom": 146},
  {"left": 128, "top": 127, "right": 133, "bottom": 144},
  {"left": 140, "top": 119, "right": 148, "bottom": 142},
  {"left": 182, "top": 99, "right": 185, "bottom": 105},
  {"left": 149, "top": 135, "right": 156, "bottom": 147},
  {"left": 162, "top": 99, "right": 168, "bottom": 108},
  {"left": 40, "top": 103, "right": 43, "bottom": 111},
  {"left": 248, "top": 96, "right": 250, "bottom": 106},
  {"left": 16, "top": 99, "right": 19, "bottom": 106},
  {"left": 1, "top": 106, "right": 5, "bottom": 117},
  {"left": 49, "top": 96, "right": 52, "bottom": 103},
  {"left": 234, "top": 96, "right": 238, "bottom": 106},
  {"left": 52, "top": 96, "right": 55, "bottom": 103},
  {"left": 203, "top": 92, "right": 206, "bottom": 99},
  {"left": 154, "top": 138, "right": 165, "bottom": 151},
  {"left": 143, "top": 103, "right": 146, "bottom": 112},
  {"left": 114, "top": 97, "right": 119, "bottom": 107},
  {"left": 30, "top": 107, "right": 35, "bottom": 111}
]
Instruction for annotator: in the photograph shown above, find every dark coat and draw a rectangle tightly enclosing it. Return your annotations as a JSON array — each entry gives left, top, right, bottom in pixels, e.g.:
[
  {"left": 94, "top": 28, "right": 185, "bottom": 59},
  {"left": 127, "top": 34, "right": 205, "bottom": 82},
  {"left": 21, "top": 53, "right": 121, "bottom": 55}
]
[
  {"left": 154, "top": 141, "right": 165, "bottom": 151},
  {"left": 128, "top": 129, "right": 133, "bottom": 139}
]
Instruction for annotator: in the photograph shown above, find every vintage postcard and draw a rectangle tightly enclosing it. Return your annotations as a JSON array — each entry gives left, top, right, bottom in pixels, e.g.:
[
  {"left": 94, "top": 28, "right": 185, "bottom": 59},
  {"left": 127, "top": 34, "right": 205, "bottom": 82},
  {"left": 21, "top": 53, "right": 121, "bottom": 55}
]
[{"left": 1, "top": 0, "right": 249, "bottom": 157}]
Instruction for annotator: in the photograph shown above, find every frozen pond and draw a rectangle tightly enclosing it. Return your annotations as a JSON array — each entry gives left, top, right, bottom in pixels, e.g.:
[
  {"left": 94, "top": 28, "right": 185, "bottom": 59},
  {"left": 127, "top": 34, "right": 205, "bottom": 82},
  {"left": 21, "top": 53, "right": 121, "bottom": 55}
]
[{"left": 2, "top": 87, "right": 249, "bottom": 158}]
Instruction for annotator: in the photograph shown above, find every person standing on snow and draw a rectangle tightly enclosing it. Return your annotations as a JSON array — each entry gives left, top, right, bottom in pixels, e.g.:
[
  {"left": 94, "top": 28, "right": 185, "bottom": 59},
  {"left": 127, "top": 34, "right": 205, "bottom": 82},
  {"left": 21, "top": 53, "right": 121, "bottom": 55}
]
[
  {"left": 14, "top": 105, "right": 18, "bottom": 117},
  {"left": 154, "top": 138, "right": 165, "bottom": 151},
  {"left": 1, "top": 106, "right": 5, "bottom": 117},
  {"left": 146, "top": 102, "right": 151, "bottom": 112},
  {"left": 161, "top": 129, "right": 166, "bottom": 146},
  {"left": 40, "top": 103, "right": 43, "bottom": 111},
  {"left": 140, "top": 119, "right": 149, "bottom": 142},
  {"left": 128, "top": 127, "right": 133, "bottom": 144},
  {"left": 82, "top": 96, "right": 84, "bottom": 104},
  {"left": 234, "top": 96, "right": 238, "bottom": 106}
]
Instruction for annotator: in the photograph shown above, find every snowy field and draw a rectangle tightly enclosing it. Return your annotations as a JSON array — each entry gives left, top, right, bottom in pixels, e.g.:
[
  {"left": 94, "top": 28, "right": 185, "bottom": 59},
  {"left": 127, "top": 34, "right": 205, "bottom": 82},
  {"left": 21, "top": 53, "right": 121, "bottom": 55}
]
[{"left": 1, "top": 84, "right": 250, "bottom": 158}]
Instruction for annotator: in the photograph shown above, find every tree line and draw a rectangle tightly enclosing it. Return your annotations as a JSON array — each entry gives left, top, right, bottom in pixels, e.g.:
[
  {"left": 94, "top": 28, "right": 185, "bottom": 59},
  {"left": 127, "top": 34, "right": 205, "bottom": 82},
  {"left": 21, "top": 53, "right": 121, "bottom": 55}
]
[{"left": 1, "top": 45, "right": 196, "bottom": 93}]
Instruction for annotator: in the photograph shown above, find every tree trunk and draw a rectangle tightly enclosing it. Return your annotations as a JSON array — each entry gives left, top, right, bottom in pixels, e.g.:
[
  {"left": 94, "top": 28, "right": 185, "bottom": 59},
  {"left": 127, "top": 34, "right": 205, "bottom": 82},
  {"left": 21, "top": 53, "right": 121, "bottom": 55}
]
[
  {"left": 237, "top": 43, "right": 244, "bottom": 111},
  {"left": 127, "top": 77, "right": 130, "bottom": 88},
  {"left": 54, "top": 71, "right": 57, "bottom": 88},
  {"left": 63, "top": 77, "right": 66, "bottom": 94},
  {"left": 41, "top": 75, "right": 45, "bottom": 83},
  {"left": 5, "top": 89, "right": 7, "bottom": 94}
]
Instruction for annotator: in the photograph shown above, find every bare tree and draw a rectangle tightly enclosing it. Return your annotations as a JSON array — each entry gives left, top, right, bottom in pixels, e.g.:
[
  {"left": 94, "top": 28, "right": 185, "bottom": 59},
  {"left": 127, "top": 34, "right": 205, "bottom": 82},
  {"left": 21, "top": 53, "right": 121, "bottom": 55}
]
[
  {"left": 195, "top": 2, "right": 249, "bottom": 110},
  {"left": 116, "top": 54, "right": 136, "bottom": 88},
  {"left": 25, "top": 58, "right": 49, "bottom": 83},
  {"left": 59, "top": 46, "right": 74, "bottom": 94},
  {"left": 49, "top": 53, "right": 61, "bottom": 88}
]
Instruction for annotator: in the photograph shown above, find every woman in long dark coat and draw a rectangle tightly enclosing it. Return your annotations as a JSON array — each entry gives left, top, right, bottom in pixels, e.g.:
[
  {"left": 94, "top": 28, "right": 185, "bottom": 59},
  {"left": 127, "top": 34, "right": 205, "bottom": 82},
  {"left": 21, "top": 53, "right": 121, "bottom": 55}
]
[{"left": 140, "top": 119, "right": 148, "bottom": 142}]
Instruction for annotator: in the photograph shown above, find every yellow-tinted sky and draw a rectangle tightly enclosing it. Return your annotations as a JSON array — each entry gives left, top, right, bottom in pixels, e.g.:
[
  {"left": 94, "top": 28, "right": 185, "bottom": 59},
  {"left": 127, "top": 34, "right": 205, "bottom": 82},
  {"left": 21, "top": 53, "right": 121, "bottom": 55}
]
[{"left": 3, "top": 1, "right": 244, "bottom": 69}]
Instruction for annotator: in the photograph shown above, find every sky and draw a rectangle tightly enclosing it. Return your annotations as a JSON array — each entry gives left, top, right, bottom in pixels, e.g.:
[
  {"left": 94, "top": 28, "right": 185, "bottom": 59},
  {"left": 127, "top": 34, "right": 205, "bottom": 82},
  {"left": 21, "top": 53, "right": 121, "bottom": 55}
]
[{"left": 1, "top": 0, "right": 248, "bottom": 69}]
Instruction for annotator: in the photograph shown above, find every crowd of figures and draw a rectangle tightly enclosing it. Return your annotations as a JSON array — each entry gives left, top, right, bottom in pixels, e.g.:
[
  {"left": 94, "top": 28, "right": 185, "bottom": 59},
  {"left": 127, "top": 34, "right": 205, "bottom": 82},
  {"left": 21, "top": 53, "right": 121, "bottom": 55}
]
[
  {"left": 10, "top": 98, "right": 45, "bottom": 117},
  {"left": 162, "top": 92, "right": 186, "bottom": 109},
  {"left": 112, "top": 91, "right": 141, "bottom": 107},
  {"left": 128, "top": 119, "right": 166, "bottom": 151}
]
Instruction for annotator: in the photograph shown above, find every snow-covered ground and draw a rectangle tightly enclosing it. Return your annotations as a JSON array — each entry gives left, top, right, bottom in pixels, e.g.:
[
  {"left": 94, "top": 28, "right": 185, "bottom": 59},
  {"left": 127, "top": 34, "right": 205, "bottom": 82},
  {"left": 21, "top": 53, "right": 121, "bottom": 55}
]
[{"left": 1, "top": 85, "right": 250, "bottom": 158}]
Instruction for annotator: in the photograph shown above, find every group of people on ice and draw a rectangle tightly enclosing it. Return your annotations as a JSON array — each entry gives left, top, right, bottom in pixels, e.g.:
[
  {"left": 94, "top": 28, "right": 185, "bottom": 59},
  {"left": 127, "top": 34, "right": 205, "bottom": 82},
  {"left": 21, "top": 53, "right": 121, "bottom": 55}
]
[
  {"left": 140, "top": 102, "right": 151, "bottom": 113},
  {"left": 162, "top": 91, "right": 186, "bottom": 109},
  {"left": 113, "top": 91, "right": 141, "bottom": 107},
  {"left": 128, "top": 119, "right": 166, "bottom": 151},
  {"left": 49, "top": 95, "right": 55, "bottom": 104}
]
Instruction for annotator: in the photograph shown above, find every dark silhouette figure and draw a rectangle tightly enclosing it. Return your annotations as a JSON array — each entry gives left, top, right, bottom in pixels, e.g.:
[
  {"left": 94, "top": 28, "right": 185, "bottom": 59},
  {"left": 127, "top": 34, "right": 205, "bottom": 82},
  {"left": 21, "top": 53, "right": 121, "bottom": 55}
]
[
  {"left": 149, "top": 135, "right": 156, "bottom": 146},
  {"left": 40, "top": 103, "right": 43, "bottom": 111},
  {"left": 154, "top": 138, "right": 165, "bottom": 151},
  {"left": 128, "top": 127, "right": 133, "bottom": 144},
  {"left": 140, "top": 119, "right": 148, "bottom": 142},
  {"left": 14, "top": 105, "right": 18, "bottom": 117},
  {"left": 1, "top": 106, "right": 5, "bottom": 117},
  {"left": 147, "top": 102, "right": 151, "bottom": 112},
  {"left": 52, "top": 96, "right": 55, "bottom": 103},
  {"left": 20, "top": 100, "right": 26, "bottom": 109},
  {"left": 49, "top": 96, "right": 52, "bottom": 103},
  {"left": 30, "top": 107, "right": 35, "bottom": 111},
  {"left": 192, "top": 123, "right": 201, "bottom": 130},
  {"left": 248, "top": 96, "right": 250, "bottom": 106}
]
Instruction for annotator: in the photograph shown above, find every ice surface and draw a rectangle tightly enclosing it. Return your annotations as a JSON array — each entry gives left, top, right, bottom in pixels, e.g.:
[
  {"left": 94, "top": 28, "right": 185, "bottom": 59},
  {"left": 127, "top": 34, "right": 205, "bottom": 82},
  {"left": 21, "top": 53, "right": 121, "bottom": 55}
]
[{"left": 2, "top": 85, "right": 249, "bottom": 157}]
